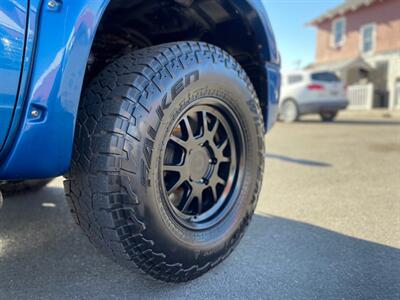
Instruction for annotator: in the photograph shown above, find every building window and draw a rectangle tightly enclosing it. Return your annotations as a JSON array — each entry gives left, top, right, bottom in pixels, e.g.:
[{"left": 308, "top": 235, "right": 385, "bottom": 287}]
[
  {"left": 331, "top": 17, "right": 346, "bottom": 47},
  {"left": 360, "top": 23, "right": 375, "bottom": 54}
]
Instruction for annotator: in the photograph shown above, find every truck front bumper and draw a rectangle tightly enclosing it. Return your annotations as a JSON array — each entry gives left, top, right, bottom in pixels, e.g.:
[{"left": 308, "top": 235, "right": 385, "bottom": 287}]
[{"left": 265, "top": 63, "right": 281, "bottom": 132}]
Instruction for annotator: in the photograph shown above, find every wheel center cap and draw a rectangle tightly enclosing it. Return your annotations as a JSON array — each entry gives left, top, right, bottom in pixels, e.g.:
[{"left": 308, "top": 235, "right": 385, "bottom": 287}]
[{"left": 189, "top": 147, "right": 210, "bottom": 181}]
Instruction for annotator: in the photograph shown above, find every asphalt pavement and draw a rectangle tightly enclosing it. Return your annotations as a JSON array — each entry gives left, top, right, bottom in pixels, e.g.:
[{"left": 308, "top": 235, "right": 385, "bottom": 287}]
[{"left": 1, "top": 113, "right": 399, "bottom": 299}]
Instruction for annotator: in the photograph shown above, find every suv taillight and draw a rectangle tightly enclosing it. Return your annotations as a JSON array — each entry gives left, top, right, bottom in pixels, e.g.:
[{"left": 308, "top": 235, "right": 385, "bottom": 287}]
[{"left": 307, "top": 84, "right": 324, "bottom": 91}]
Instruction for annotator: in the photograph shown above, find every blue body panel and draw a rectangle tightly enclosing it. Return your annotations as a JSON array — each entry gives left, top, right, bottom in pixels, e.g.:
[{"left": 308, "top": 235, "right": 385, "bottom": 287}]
[
  {"left": 0, "top": 0, "right": 279, "bottom": 180},
  {"left": 238, "top": 0, "right": 281, "bottom": 130},
  {"left": 0, "top": 0, "right": 109, "bottom": 179},
  {"left": 266, "top": 63, "right": 281, "bottom": 131},
  {"left": 0, "top": 1, "right": 27, "bottom": 149}
]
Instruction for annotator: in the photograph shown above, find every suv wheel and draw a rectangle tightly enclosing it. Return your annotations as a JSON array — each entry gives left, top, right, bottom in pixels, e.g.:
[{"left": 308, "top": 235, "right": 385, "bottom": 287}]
[
  {"left": 280, "top": 99, "right": 299, "bottom": 123},
  {"left": 320, "top": 111, "right": 337, "bottom": 122},
  {"left": 64, "top": 42, "right": 265, "bottom": 282}
]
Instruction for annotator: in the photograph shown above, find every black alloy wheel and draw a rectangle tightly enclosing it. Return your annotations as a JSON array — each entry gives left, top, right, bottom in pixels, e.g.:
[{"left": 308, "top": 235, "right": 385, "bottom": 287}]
[{"left": 162, "top": 102, "right": 244, "bottom": 230}]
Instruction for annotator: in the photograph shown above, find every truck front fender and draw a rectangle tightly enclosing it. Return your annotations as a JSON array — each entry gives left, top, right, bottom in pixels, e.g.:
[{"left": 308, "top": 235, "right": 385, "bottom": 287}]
[
  {"left": 0, "top": 0, "right": 279, "bottom": 180},
  {"left": 0, "top": 0, "right": 109, "bottom": 179}
]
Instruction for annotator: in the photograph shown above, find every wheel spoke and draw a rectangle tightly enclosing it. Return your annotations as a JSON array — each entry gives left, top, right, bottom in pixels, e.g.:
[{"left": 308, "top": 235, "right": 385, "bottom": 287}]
[
  {"left": 197, "top": 196, "right": 203, "bottom": 214},
  {"left": 216, "top": 177, "right": 226, "bottom": 186},
  {"left": 167, "top": 177, "right": 185, "bottom": 193},
  {"left": 219, "top": 156, "right": 231, "bottom": 163},
  {"left": 209, "top": 175, "right": 226, "bottom": 201},
  {"left": 218, "top": 138, "right": 229, "bottom": 150},
  {"left": 203, "top": 117, "right": 220, "bottom": 142},
  {"left": 182, "top": 191, "right": 195, "bottom": 212},
  {"left": 211, "top": 185, "right": 218, "bottom": 201},
  {"left": 163, "top": 164, "right": 184, "bottom": 173},
  {"left": 210, "top": 119, "right": 219, "bottom": 138},
  {"left": 183, "top": 116, "right": 193, "bottom": 138},
  {"left": 202, "top": 111, "right": 209, "bottom": 132},
  {"left": 170, "top": 135, "right": 187, "bottom": 149}
]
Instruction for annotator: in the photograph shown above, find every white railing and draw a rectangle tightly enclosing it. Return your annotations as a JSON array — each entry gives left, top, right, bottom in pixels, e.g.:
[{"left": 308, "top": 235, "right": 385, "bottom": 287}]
[
  {"left": 347, "top": 83, "right": 374, "bottom": 110},
  {"left": 395, "top": 82, "right": 400, "bottom": 109}
]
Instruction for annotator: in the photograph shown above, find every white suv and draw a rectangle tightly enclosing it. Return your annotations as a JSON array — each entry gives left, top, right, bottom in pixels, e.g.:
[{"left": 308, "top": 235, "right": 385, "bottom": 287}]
[{"left": 279, "top": 70, "right": 348, "bottom": 122}]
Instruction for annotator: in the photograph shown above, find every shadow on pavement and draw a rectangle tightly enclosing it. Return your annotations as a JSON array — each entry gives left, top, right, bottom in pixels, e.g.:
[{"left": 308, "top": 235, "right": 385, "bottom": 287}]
[
  {"left": 298, "top": 119, "right": 400, "bottom": 126},
  {"left": 0, "top": 187, "right": 399, "bottom": 299},
  {"left": 265, "top": 153, "right": 332, "bottom": 168}
]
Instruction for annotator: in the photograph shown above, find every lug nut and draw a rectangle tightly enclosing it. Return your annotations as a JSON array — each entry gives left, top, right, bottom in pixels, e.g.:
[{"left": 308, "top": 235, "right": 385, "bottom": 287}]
[{"left": 200, "top": 178, "right": 208, "bottom": 185}]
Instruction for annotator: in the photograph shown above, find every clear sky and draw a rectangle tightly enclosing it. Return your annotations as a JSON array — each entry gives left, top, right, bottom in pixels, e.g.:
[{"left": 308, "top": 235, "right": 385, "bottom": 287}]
[{"left": 262, "top": 0, "right": 344, "bottom": 70}]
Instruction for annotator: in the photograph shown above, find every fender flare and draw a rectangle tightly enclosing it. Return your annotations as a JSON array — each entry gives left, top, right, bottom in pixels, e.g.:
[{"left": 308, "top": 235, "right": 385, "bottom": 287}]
[{"left": 0, "top": 0, "right": 110, "bottom": 179}]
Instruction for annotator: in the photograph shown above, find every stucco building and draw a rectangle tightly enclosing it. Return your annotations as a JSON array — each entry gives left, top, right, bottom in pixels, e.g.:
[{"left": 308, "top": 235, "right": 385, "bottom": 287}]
[{"left": 308, "top": 0, "right": 400, "bottom": 110}]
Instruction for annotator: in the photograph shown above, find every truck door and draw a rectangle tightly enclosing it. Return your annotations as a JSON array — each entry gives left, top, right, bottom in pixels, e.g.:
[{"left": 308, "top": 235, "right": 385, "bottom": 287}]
[{"left": 0, "top": 1, "right": 27, "bottom": 148}]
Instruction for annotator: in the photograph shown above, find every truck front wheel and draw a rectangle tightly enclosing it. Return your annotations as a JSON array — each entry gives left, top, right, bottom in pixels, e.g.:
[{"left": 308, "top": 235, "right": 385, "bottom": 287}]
[{"left": 64, "top": 42, "right": 265, "bottom": 282}]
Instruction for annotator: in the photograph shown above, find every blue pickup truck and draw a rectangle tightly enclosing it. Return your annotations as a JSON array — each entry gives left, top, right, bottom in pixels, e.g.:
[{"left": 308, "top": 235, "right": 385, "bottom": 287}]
[{"left": 0, "top": 0, "right": 280, "bottom": 282}]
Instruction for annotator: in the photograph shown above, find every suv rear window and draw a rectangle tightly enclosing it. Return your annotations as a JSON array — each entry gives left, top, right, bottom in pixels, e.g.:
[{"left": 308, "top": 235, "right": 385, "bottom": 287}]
[
  {"left": 287, "top": 74, "right": 303, "bottom": 84},
  {"left": 311, "top": 72, "right": 340, "bottom": 82}
]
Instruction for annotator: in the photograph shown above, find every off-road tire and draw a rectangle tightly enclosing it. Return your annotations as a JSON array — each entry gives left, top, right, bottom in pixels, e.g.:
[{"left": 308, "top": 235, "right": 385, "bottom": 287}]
[{"left": 64, "top": 42, "right": 265, "bottom": 282}]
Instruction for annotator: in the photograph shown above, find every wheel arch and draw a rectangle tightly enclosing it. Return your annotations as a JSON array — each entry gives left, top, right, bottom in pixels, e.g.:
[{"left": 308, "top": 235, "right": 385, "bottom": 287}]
[
  {"left": 84, "top": 0, "right": 279, "bottom": 126},
  {"left": 281, "top": 97, "right": 299, "bottom": 106}
]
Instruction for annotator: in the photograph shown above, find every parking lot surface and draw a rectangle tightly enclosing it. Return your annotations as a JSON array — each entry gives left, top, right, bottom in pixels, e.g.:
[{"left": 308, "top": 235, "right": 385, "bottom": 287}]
[{"left": 1, "top": 113, "right": 399, "bottom": 299}]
